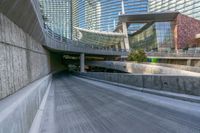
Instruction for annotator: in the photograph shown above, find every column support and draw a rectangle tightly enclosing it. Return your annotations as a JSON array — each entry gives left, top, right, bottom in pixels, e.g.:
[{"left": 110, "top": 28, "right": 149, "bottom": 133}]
[
  {"left": 115, "top": 44, "right": 119, "bottom": 50},
  {"left": 80, "top": 53, "right": 85, "bottom": 72},
  {"left": 122, "top": 22, "right": 130, "bottom": 51},
  {"left": 187, "top": 59, "right": 192, "bottom": 66},
  {"left": 120, "top": 39, "right": 125, "bottom": 49}
]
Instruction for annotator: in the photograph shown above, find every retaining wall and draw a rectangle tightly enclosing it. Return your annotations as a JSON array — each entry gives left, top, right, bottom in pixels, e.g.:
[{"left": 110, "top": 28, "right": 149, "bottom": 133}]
[
  {"left": 86, "top": 61, "right": 200, "bottom": 76},
  {"left": 143, "top": 63, "right": 200, "bottom": 73},
  {"left": 80, "top": 72, "right": 200, "bottom": 96},
  {"left": 0, "top": 74, "right": 51, "bottom": 133},
  {"left": 0, "top": 13, "right": 51, "bottom": 99}
]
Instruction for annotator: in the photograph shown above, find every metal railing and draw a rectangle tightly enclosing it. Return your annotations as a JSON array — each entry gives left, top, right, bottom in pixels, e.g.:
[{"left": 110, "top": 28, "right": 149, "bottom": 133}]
[
  {"left": 43, "top": 30, "right": 128, "bottom": 55},
  {"left": 147, "top": 50, "right": 200, "bottom": 58}
]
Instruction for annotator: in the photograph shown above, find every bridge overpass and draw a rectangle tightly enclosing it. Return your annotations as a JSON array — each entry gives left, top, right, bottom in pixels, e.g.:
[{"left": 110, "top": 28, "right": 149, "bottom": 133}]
[
  {"left": 0, "top": 0, "right": 200, "bottom": 133},
  {"left": 0, "top": 0, "right": 127, "bottom": 56}
]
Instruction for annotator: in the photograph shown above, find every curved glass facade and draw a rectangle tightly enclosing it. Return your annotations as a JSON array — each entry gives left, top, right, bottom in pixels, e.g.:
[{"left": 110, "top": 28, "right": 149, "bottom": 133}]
[
  {"left": 149, "top": 0, "right": 200, "bottom": 20},
  {"left": 129, "top": 22, "right": 174, "bottom": 51},
  {"left": 129, "top": 24, "right": 157, "bottom": 51},
  {"left": 40, "top": 0, "right": 148, "bottom": 39}
]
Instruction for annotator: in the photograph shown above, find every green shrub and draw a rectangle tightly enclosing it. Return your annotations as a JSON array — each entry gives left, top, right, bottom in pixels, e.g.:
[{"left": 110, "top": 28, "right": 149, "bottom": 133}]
[{"left": 127, "top": 49, "right": 147, "bottom": 62}]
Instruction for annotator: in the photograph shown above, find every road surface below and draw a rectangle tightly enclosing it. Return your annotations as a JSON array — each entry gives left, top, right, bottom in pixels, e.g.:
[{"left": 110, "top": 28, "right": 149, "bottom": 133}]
[{"left": 39, "top": 73, "right": 200, "bottom": 133}]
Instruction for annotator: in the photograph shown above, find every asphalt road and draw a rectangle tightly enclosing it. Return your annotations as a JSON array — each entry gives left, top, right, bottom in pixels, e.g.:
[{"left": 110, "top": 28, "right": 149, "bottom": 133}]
[{"left": 39, "top": 73, "right": 200, "bottom": 133}]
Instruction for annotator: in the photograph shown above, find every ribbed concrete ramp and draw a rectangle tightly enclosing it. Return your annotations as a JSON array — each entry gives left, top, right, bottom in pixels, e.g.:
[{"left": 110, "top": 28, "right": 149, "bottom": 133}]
[{"left": 39, "top": 73, "right": 200, "bottom": 133}]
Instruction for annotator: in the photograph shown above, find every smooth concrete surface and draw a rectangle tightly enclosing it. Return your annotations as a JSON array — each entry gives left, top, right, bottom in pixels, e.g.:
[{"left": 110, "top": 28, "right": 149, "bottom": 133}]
[
  {"left": 29, "top": 77, "right": 52, "bottom": 133},
  {"left": 0, "top": 74, "right": 51, "bottom": 133},
  {"left": 143, "top": 63, "right": 200, "bottom": 73},
  {"left": 80, "top": 53, "right": 85, "bottom": 72},
  {"left": 0, "top": 0, "right": 45, "bottom": 44},
  {"left": 0, "top": 13, "right": 51, "bottom": 99},
  {"left": 78, "top": 75, "right": 200, "bottom": 103},
  {"left": 86, "top": 61, "right": 200, "bottom": 75},
  {"left": 80, "top": 72, "right": 200, "bottom": 96},
  {"left": 122, "top": 22, "right": 130, "bottom": 50},
  {"left": 154, "top": 58, "right": 200, "bottom": 67},
  {"left": 39, "top": 73, "right": 200, "bottom": 133}
]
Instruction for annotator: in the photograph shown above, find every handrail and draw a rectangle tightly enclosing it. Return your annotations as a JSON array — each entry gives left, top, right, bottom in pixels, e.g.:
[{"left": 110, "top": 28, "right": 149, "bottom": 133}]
[
  {"left": 44, "top": 32, "right": 129, "bottom": 55},
  {"left": 147, "top": 51, "right": 200, "bottom": 57},
  {"left": 43, "top": 26, "right": 128, "bottom": 54}
]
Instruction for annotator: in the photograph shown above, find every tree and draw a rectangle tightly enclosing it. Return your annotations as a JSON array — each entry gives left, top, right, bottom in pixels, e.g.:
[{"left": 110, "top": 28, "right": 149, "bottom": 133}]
[{"left": 127, "top": 49, "right": 147, "bottom": 62}]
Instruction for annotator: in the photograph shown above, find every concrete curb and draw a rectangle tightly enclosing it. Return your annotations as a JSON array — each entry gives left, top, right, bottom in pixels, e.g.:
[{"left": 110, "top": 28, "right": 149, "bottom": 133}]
[
  {"left": 29, "top": 78, "right": 52, "bottom": 133},
  {"left": 77, "top": 75, "right": 200, "bottom": 104},
  {"left": 0, "top": 74, "right": 52, "bottom": 133}
]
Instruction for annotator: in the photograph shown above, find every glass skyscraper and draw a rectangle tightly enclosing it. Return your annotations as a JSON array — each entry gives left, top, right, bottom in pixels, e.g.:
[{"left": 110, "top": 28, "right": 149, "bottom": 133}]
[
  {"left": 39, "top": 0, "right": 72, "bottom": 39},
  {"left": 149, "top": 0, "right": 200, "bottom": 20},
  {"left": 39, "top": 0, "right": 148, "bottom": 39},
  {"left": 73, "top": 0, "right": 148, "bottom": 32}
]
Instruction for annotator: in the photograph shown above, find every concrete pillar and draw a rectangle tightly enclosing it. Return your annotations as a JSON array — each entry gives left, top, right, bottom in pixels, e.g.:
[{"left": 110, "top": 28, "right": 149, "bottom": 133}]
[
  {"left": 122, "top": 22, "right": 130, "bottom": 51},
  {"left": 187, "top": 59, "right": 192, "bottom": 66},
  {"left": 80, "top": 53, "right": 85, "bottom": 72},
  {"left": 120, "top": 39, "right": 125, "bottom": 49},
  {"left": 115, "top": 44, "right": 119, "bottom": 50}
]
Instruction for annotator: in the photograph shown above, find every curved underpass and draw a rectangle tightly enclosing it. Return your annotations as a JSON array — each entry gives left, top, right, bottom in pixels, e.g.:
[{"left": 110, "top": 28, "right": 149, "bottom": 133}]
[{"left": 39, "top": 73, "right": 200, "bottom": 133}]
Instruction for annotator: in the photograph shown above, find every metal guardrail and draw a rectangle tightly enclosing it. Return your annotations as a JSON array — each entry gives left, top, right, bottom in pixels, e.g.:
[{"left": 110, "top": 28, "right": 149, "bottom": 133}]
[{"left": 147, "top": 51, "right": 200, "bottom": 58}]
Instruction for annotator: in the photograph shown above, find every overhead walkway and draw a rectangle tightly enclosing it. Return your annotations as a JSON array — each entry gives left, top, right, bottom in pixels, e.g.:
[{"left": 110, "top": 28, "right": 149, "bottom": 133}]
[
  {"left": 0, "top": 0, "right": 127, "bottom": 56},
  {"left": 37, "top": 73, "right": 200, "bottom": 133},
  {"left": 44, "top": 33, "right": 127, "bottom": 56}
]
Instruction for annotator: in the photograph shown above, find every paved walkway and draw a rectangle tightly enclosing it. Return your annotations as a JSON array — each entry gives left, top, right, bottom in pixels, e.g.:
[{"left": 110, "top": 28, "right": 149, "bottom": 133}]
[{"left": 39, "top": 73, "right": 200, "bottom": 133}]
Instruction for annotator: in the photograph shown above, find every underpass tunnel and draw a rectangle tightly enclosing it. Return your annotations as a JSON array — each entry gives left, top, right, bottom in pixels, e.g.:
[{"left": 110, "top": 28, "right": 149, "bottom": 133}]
[{"left": 60, "top": 53, "right": 122, "bottom": 73}]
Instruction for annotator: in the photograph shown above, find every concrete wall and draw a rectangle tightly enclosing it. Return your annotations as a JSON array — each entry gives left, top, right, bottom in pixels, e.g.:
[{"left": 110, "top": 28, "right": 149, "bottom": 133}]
[
  {"left": 0, "top": 13, "right": 51, "bottom": 99},
  {"left": 80, "top": 72, "right": 200, "bottom": 96},
  {"left": 86, "top": 61, "right": 200, "bottom": 76},
  {"left": 143, "top": 63, "right": 200, "bottom": 73},
  {"left": 158, "top": 59, "right": 200, "bottom": 67},
  {"left": 0, "top": 0, "right": 46, "bottom": 44},
  {"left": 50, "top": 52, "right": 66, "bottom": 72},
  {"left": 0, "top": 74, "right": 51, "bottom": 133}
]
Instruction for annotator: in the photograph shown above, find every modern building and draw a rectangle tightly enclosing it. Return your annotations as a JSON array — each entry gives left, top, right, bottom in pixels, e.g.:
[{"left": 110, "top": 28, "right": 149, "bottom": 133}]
[
  {"left": 119, "top": 12, "right": 200, "bottom": 52},
  {"left": 72, "top": 0, "right": 148, "bottom": 31},
  {"left": 149, "top": 0, "right": 200, "bottom": 20},
  {"left": 72, "top": 0, "right": 101, "bottom": 31},
  {"left": 40, "top": 0, "right": 148, "bottom": 40},
  {"left": 39, "top": 0, "right": 200, "bottom": 52},
  {"left": 39, "top": 0, "right": 72, "bottom": 39}
]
